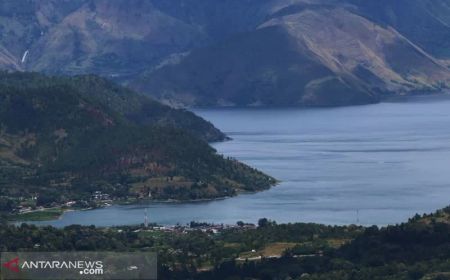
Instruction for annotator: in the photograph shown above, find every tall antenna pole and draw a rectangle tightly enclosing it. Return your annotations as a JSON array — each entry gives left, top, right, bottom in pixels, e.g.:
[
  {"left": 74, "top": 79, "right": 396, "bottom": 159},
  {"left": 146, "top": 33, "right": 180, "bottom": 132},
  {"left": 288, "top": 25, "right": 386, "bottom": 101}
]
[
  {"left": 356, "top": 209, "right": 360, "bottom": 224},
  {"left": 144, "top": 208, "right": 149, "bottom": 228}
]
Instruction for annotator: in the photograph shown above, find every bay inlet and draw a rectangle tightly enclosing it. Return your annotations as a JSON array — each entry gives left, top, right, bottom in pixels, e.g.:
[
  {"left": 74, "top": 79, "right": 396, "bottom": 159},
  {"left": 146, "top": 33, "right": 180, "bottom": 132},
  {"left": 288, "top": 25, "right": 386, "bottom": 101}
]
[{"left": 29, "top": 96, "right": 450, "bottom": 227}]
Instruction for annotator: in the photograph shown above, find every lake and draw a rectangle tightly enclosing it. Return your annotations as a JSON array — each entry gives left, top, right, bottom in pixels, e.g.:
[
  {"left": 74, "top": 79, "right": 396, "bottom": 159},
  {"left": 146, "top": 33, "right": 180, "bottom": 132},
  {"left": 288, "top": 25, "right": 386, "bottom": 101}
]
[{"left": 30, "top": 95, "right": 450, "bottom": 227}]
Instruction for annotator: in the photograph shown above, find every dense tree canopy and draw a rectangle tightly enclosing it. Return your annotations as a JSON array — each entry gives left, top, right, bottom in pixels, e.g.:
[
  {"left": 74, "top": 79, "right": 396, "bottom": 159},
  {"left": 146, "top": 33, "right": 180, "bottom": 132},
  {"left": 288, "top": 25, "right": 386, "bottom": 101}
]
[{"left": 0, "top": 72, "right": 275, "bottom": 206}]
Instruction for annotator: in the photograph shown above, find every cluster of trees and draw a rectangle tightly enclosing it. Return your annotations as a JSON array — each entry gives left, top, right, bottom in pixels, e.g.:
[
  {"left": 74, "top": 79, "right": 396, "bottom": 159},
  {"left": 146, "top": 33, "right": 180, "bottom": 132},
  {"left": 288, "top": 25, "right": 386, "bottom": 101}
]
[
  {"left": 0, "top": 197, "right": 16, "bottom": 212},
  {"left": 201, "top": 208, "right": 450, "bottom": 280},
  {"left": 0, "top": 220, "right": 357, "bottom": 279},
  {"left": 0, "top": 208, "right": 449, "bottom": 279}
]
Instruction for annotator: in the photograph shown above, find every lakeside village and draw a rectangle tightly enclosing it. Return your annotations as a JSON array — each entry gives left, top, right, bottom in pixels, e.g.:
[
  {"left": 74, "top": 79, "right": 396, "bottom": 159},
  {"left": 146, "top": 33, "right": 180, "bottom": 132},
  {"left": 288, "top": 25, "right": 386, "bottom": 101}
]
[
  {"left": 10, "top": 190, "right": 113, "bottom": 216},
  {"left": 7, "top": 191, "right": 260, "bottom": 234},
  {"left": 9, "top": 184, "right": 173, "bottom": 217},
  {"left": 5, "top": 192, "right": 330, "bottom": 261},
  {"left": 9, "top": 186, "right": 163, "bottom": 217}
]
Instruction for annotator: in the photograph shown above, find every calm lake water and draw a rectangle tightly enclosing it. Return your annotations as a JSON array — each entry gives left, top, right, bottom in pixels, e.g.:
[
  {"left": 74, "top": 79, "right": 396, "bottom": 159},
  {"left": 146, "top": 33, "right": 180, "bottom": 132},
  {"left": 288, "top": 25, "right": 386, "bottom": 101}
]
[{"left": 30, "top": 96, "right": 450, "bottom": 227}]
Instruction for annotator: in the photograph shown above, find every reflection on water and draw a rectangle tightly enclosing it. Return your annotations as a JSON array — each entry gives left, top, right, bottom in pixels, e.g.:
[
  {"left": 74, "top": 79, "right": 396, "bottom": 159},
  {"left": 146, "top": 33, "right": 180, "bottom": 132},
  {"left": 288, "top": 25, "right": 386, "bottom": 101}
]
[{"left": 30, "top": 96, "right": 450, "bottom": 227}]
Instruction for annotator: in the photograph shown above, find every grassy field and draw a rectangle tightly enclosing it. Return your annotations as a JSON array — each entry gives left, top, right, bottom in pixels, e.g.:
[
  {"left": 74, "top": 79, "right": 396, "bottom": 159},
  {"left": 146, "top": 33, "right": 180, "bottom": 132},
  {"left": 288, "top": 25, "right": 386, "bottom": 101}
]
[
  {"left": 10, "top": 208, "right": 64, "bottom": 221},
  {"left": 260, "top": 242, "right": 299, "bottom": 257},
  {"left": 238, "top": 242, "right": 299, "bottom": 259}
]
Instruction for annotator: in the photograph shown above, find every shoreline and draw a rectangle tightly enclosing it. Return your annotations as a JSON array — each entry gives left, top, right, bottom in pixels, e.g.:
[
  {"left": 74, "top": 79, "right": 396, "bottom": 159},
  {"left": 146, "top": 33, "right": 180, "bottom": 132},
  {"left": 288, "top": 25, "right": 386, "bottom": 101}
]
[
  {"left": 193, "top": 90, "right": 450, "bottom": 112},
  {"left": 10, "top": 182, "right": 280, "bottom": 223},
  {"left": 12, "top": 205, "right": 450, "bottom": 230}
]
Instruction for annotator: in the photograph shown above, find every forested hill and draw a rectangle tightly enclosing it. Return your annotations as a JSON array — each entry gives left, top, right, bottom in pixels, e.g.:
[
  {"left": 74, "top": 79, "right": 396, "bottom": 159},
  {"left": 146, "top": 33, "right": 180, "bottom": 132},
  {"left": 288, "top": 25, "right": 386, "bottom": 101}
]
[
  {"left": 0, "top": 72, "right": 275, "bottom": 207},
  {"left": 0, "top": 72, "right": 225, "bottom": 142}
]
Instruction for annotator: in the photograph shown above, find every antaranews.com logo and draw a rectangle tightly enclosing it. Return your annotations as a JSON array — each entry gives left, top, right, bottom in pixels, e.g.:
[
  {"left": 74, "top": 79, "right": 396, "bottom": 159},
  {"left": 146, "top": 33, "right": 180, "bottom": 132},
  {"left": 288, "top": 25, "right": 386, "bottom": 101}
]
[
  {"left": 1, "top": 252, "right": 157, "bottom": 280},
  {"left": 3, "top": 256, "right": 103, "bottom": 275}
]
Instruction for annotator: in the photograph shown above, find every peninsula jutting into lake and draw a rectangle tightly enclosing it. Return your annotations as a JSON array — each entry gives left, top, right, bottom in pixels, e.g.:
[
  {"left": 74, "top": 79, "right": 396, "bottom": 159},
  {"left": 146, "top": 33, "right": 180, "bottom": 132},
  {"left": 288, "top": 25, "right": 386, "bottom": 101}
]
[{"left": 24, "top": 95, "right": 450, "bottom": 228}]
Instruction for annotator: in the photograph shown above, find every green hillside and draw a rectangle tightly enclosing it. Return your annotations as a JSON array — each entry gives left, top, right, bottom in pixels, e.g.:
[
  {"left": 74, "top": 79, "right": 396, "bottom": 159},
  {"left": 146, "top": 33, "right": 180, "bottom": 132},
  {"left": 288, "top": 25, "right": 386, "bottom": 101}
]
[
  {"left": 0, "top": 72, "right": 225, "bottom": 142},
  {"left": 0, "top": 72, "right": 275, "bottom": 210}
]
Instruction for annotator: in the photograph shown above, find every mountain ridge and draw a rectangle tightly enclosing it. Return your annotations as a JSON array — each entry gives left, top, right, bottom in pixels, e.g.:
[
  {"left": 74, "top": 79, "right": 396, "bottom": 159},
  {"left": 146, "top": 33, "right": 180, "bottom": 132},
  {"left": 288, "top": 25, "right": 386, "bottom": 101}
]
[{"left": 1, "top": 0, "right": 450, "bottom": 107}]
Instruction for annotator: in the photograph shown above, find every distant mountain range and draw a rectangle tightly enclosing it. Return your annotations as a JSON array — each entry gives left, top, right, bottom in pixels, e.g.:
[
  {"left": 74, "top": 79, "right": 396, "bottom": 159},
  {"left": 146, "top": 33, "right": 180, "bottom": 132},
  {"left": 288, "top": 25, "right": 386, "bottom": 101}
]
[
  {"left": 1, "top": 0, "right": 450, "bottom": 107},
  {"left": 0, "top": 72, "right": 275, "bottom": 204}
]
